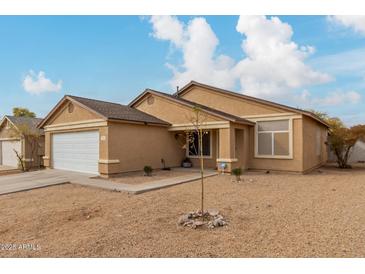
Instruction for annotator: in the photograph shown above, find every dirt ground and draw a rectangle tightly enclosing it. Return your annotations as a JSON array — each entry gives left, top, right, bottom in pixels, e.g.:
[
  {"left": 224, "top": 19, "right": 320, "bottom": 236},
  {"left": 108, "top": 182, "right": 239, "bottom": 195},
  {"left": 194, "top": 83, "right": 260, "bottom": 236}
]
[
  {"left": 107, "top": 168, "right": 199, "bottom": 185},
  {"left": 1, "top": 165, "right": 365, "bottom": 258},
  {"left": 0, "top": 165, "right": 20, "bottom": 176}
]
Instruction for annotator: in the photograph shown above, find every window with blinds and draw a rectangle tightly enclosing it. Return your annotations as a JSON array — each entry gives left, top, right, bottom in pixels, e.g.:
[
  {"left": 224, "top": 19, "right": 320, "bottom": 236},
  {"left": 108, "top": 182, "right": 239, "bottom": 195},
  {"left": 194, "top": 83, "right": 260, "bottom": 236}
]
[{"left": 256, "top": 119, "right": 290, "bottom": 157}]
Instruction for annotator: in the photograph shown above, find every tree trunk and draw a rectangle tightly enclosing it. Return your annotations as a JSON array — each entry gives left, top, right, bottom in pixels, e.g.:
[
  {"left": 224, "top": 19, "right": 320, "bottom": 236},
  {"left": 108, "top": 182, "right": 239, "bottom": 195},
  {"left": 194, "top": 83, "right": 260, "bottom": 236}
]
[
  {"left": 28, "top": 139, "right": 38, "bottom": 171},
  {"left": 335, "top": 145, "right": 354, "bottom": 168},
  {"left": 13, "top": 149, "right": 25, "bottom": 172},
  {"left": 199, "top": 128, "right": 204, "bottom": 214}
]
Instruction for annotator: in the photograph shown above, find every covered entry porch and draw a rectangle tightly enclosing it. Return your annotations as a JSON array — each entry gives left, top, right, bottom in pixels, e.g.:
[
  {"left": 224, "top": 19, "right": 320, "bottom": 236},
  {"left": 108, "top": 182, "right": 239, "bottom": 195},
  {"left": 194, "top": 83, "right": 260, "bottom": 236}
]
[{"left": 170, "top": 121, "right": 253, "bottom": 172}]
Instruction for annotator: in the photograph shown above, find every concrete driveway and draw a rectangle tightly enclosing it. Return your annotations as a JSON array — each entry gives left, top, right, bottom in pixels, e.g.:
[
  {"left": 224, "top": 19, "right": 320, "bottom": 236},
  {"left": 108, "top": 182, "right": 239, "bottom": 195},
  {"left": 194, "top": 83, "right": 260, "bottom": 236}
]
[
  {"left": 0, "top": 169, "right": 93, "bottom": 195},
  {"left": 0, "top": 168, "right": 218, "bottom": 196}
]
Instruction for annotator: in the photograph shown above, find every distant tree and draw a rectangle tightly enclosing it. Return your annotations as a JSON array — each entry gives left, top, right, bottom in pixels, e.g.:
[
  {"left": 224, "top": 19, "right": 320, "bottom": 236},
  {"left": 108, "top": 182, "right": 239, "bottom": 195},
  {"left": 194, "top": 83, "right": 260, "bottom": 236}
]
[
  {"left": 309, "top": 110, "right": 344, "bottom": 129},
  {"left": 12, "top": 107, "right": 36, "bottom": 118},
  {"left": 329, "top": 124, "right": 365, "bottom": 168},
  {"left": 309, "top": 110, "right": 328, "bottom": 121},
  {"left": 309, "top": 109, "right": 365, "bottom": 168}
]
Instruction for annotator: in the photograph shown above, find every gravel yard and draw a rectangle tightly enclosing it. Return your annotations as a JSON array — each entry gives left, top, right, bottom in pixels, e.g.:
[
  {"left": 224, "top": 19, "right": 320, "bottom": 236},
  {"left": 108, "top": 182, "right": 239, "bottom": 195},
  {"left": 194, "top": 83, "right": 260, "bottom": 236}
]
[
  {"left": 1, "top": 165, "right": 365, "bottom": 257},
  {"left": 107, "top": 168, "right": 200, "bottom": 185}
]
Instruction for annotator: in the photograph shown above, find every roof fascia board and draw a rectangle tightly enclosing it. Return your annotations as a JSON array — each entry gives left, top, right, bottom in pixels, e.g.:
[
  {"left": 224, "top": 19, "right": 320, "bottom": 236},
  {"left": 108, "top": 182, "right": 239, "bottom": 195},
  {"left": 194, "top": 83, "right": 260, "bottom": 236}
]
[
  {"left": 1, "top": 116, "right": 20, "bottom": 133},
  {"left": 177, "top": 81, "right": 329, "bottom": 128},
  {"left": 134, "top": 89, "right": 241, "bottom": 123},
  {"left": 128, "top": 89, "right": 149, "bottom": 107},
  {"left": 38, "top": 96, "right": 107, "bottom": 128},
  {"left": 66, "top": 96, "right": 108, "bottom": 121},
  {"left": 107, "top": 118, "right": 170, "bottom": 127}
]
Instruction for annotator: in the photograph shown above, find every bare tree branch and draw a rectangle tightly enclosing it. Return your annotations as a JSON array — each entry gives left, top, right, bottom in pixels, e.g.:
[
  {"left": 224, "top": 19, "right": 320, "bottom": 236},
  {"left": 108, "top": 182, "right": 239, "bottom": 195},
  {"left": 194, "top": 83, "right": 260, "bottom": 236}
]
[{"left": 185, "top": 106, "right": 209, "bottom": 213}]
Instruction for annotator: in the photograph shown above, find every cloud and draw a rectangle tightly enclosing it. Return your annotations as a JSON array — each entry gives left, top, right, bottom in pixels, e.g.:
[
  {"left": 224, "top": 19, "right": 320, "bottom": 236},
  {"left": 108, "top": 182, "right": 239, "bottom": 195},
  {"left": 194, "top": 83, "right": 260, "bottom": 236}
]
[
  {"left": 23, "top": 70, "right": 62, "bottom": 95},
  {"left": 150, "top": 15, "right": 185, "bottom": 47},
  {"left": 299, "top": 89, "right": 361, "bottom": 106},
  {"left": 310, "top": 47, "right": 365, "bottom": 76},
  {"left": 328, "top": 15, "right": 365, "bottom": 35},
  {"left": 233, "top": 16, "right": 332, "bottom": 99},
  {"left": 149, "top": 16, "right": 237, "bottom": 90},
  {"left": 149, "top": 15, "right": 332, "bottom": 102},
  {"left": 340, "top": 112, "right": 365, "bottom": 126}
]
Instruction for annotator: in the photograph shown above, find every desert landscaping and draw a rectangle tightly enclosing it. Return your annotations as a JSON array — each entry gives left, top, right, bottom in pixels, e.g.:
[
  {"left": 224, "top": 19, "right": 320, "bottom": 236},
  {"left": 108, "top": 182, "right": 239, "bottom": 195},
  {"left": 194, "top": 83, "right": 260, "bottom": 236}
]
[
  {"left": 107, "top": 169, "right": 200, "bottom": 185},
  {"left": 1, "top": 164, "right": 365, "bottom": 258}
]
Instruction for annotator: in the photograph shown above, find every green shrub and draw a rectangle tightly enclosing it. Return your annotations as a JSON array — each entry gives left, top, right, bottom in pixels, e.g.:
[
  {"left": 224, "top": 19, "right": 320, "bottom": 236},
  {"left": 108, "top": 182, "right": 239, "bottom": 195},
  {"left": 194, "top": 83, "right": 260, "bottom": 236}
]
[
  {"left": 231, "top": 168, "right": 242, "bottom": 182},
  {"left": 143, "top": 165, "right": 153, "bottom": 176}
]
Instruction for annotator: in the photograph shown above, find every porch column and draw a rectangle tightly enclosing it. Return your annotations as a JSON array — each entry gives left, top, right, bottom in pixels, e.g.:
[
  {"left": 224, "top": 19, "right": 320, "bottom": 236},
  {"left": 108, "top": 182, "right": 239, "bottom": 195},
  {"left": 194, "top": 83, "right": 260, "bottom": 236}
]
[
  {"left": 43, "top": 131, "right": 51, "bottom": 168},
  {"left": 98, "top": 125, "right": 111, "bottom": 176},
  {"left": 217, "top": 126, "right": 237, "bottom": 172}
]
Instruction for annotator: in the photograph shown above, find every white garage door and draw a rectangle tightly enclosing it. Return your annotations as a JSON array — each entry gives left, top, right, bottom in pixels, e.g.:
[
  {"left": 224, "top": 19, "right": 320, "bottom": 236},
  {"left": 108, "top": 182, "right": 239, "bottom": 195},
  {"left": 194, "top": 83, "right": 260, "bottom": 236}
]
[
  {"left": 52, "top": 131, "right": 99, "bottom": 174},
  {"left": 1, "top": 140, "right": 21, "bottom": 167}
]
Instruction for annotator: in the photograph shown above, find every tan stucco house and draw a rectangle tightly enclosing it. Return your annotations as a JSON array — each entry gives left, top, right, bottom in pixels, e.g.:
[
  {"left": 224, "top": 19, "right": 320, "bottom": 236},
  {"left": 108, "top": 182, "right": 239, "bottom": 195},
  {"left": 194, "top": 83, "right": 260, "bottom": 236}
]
[
  {"left": 38, "top": 81, "right": 329, "bottom": 176},
  {"left": 0, "top": 115, "right": 45, "bottom": 169}
]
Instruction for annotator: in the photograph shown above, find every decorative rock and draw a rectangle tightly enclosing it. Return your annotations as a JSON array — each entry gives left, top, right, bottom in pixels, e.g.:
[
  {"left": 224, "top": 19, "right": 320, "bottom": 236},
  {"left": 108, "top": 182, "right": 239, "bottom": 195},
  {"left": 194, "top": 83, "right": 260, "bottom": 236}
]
[
  {"left": 183, "top": 220, "right": 194, "bottom": 226},
  {"left": 178, "top": 209, "right": 227, "bottom": 229},
  {"left": 178, "top": 214, "right": 190, "bottom": 225},
  {"left": 194, "top": 220, "right": 205, "bottom": 226},
  {"left": 207, "top": 208, "right": 219, "bottom": 216},
  {"left": 207, "top": 222, "right": 215, "bottom": 229},
  {"left": 213, "top": 219, "right": 224, "bottom": 227}
]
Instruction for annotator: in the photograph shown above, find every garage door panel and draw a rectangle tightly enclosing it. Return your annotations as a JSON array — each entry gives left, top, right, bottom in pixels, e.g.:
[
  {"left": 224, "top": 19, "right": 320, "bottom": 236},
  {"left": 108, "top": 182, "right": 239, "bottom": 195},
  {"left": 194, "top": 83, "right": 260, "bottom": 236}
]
[
  {"left": 52, "top": 131, "right": 99, "bottom": 174},
  {"left": 1, "top": 140, "right": 21, "bottom": 167}
]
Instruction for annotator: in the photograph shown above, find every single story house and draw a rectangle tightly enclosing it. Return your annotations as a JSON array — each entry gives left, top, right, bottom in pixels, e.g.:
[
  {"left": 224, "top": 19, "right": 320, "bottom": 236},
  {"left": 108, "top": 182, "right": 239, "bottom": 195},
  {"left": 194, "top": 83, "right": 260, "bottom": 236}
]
[
  {"left": 38, "top": 81, "right": 329, "bottom": 176},
  {"left": 0, "top": 115, "right": 45, "bottom": 169},
  {"left": 38, "top": 95, "right": 182, "bottom": 175}
]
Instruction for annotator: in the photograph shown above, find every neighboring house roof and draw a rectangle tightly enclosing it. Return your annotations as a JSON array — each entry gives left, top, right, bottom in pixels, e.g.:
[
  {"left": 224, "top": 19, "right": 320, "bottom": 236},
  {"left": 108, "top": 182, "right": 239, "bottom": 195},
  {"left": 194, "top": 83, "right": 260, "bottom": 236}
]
[
  {"left": 129, "top": 89, "right": 255, "bottom": 126},
  {"left": 175, "top": 81, "right": 329, "bottom": 128},
  {"left": 0, "top": 115, "right": 44, "bottom": 135},
  {"left": 38, "top": 95, "right": 170, "bottom": 128}
]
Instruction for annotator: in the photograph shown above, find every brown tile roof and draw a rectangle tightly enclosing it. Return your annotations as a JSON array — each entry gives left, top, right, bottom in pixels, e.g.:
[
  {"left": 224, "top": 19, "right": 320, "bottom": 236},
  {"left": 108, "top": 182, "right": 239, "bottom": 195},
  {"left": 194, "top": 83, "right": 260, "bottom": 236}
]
[
  {"left": 130, "top": 89, "right": 255, "bottom": 126},
  {"left": 67, "top": 95, "right": 169, "bottom": 126},
  {"left": 5, "top": 115, "right": 44, "bottom": 134}
]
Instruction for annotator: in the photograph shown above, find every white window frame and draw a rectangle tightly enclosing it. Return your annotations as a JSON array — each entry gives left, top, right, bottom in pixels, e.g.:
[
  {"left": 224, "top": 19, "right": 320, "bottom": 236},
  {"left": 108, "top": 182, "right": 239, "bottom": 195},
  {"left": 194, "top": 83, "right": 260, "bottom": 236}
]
[
  {"left": 254, "top": 117, "right": 294, "bottom": 159},
  {"left": 186, "top": 130, "right": 213, "bottom": 159}
]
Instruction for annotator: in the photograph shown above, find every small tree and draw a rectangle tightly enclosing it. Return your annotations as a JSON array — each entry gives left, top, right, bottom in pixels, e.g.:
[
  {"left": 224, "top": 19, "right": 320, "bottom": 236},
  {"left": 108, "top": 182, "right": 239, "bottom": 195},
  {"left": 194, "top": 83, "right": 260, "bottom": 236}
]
[
  {"left": 329, "top": 124, "right": 365, "bottom": 168},
  {"left": 10, "top": 123, "right": 41, "bottom": 171},
  {"left": 178, "top": 107, "right": 228, "bottom": 229},
  {"left": 13, "top": 107, "right": 36, "bottom": 118},
  {"left": 13, "top": 148, "right": 25, "bottom": 171},
  {"left": 186, "top": 106, "right": 208, "bottom": 214},
  {"left": 309, "top": 110, "right": 365, "bottom": 169}
]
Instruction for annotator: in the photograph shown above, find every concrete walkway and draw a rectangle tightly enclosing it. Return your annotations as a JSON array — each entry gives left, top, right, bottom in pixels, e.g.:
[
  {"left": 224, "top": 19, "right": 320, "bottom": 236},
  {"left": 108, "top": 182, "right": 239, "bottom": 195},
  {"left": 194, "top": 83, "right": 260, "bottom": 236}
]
[
  {"left": 73, "top": 169, "right": 217, "bottom": 194},
  {"left": 0, "top": 170, "right": 71, "bottom": 195},
  {"left": 0, "top": 169, "right": 218, "bottom": 195}
]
